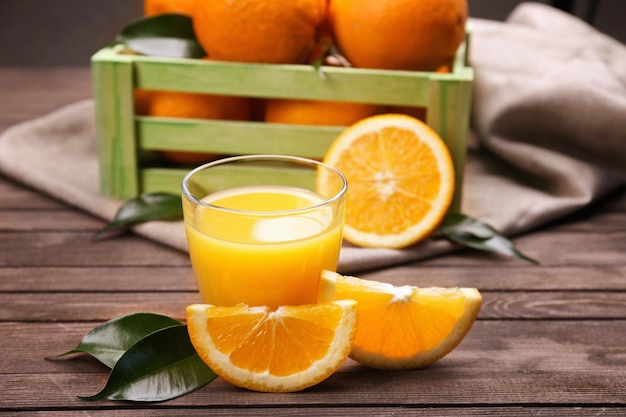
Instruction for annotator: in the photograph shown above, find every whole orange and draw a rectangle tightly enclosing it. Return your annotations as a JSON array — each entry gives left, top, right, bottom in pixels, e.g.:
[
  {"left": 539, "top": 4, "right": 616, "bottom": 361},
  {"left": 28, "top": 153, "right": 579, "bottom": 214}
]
[
  {"left": 147, "top": 91, "right": 251, "bottom": 165},
  {"left": 328, "top": 0, "right": 468, "bottom": 71},
  {"left": 265, "top": 99, "right": 383, "bottom": 127},
  {"left": 144, "top": 0, "right": 197, "bottom": 16},
  {"left": 193, "top": 0, "right": 327, "bottom": 64}
]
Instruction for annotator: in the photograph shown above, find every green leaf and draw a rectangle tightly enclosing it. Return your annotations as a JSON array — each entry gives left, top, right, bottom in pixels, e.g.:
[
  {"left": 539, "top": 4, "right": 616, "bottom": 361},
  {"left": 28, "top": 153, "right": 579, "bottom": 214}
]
[
  {"left": 116, "top": 14, "right": 205, "bottom": 58},
  {"left": 49, "top": 313, "right": 182, "bottom": 368},
  {"left": 438, "top": 212, "right": 539, "bottom": 265},
  {"left": 310, "top": 42, "right": 331, "bottom": 79},
  {"left": 79, "top": 325, "right": 217, "bottom": 402},
  {"left": 93, "top": 192, "right": 183, "bottom": 240}
]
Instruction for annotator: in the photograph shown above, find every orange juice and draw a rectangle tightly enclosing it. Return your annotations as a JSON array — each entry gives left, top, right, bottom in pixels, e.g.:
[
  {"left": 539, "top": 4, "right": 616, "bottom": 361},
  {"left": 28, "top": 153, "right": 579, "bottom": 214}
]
[{"left": 184, "top": 185, "right": 344, "bottom": 309}]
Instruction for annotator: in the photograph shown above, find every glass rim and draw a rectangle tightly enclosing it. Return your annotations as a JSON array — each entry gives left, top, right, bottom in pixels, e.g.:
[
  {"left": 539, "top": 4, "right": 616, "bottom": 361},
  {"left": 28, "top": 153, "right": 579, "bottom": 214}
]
[{"left": 181, "top": 154, "right": 347, "bottom": 215}]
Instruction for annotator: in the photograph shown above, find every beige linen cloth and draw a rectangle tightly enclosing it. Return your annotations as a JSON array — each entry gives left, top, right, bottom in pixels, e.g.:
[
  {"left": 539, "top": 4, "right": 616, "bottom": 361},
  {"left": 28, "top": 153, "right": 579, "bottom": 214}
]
[{"left": 1, "top": 3, "right": 625, "bottom": 272}]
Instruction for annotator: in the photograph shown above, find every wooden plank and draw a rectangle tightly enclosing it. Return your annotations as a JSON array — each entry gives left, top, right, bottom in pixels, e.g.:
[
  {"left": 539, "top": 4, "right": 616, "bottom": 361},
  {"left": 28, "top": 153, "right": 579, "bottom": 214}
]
[
  {"left": 2, "top": 291, "right": 625, "bottom": 322},
  {"left": 426, "top": 75, "right": 472, "bottom": 211},
  {"left": 1, "top": 180, "right": 624, "bottom": 236},
  {"left": 2, "top": 265, "right": 625, "bottom": 293},
  {"left": 0, "top": 180, "right": 67, "bottom": 209},
  {"left": 2, "top": 226, "right": 625, "bottom": 268},
  {"left": 136, "top": 117, "right": 342, "bottom": 159},
  {"left": 0, "top": 210, "right": 103, "bottom": 231},
  {"left": 1, "top": 182, "right": 623, "bottom": 239},
  {"left": 1, "top": 408, "right": 623, "bottom": 417},
  {"left": 0, "top": 292, "right": 199, "bottom": 322},
  {"left": 2, "top": 362, "right": 623, "bottom": 409},
  {"left": 1, "top": 321, "right": 624, "bottom": 408},
  {"left": 362, "top": 265, "right": 626, "bottom": 291},
  {"left": 91, "top": 53, "right": 139, "bottom": 198},
  {"left": 6, "top": 320, "right": 625, "bottom": 373},
  {"left": 0, "top": 68, "right": 92, "bottom": 132},
  {"left": 140, "top": 167, "right": 188, "bottom": 196},
  {"left": 479, "top": 291, "right": 626, "bottom": 319},
  {"left": 420, "top": 229, "right": 626, "bottom": 267},
  {"left": 5, "top": 409, "right": 626, "bottom": 417},
  {"left": 0, "top": 232, "right": 190, "bottom": 267},
  {"left": 0, "top": 267, "right": 196, "bottom": 292},
  {"left": 132, "top": 54, "right": 437, "bottom": 105},
  {"left": 180, "top": 161, "right": 319, "bottom": 190},
  {"left": 0, "top": 223, "right": 626, "bottom": 266}
]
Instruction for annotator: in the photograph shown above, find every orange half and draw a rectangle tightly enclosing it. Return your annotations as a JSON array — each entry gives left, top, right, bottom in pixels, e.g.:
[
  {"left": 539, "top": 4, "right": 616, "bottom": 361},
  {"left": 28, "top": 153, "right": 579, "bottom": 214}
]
[{"left": 318, "top": 114, "right": 455, "bottom": 248}]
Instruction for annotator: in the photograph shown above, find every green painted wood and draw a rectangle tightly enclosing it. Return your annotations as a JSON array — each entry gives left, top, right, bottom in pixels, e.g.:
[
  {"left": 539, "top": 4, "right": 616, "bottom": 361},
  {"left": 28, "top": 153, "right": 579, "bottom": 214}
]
[
  {"left": 426, "top": 78, "right": 470, "bottom": 211},
  {"left": 93, "top": 34, "right": 473, "bottom": 202},
  {"left": 444, "top": 75, "right": 473, "bottom": 211},
  {"left": 141, "top": 168, "right": 188, "bottom": 195},
  {"left": 141, "top": 165, "right": 317, "bottom": 196},
  {"left": 91, "top": 49, "right": 140, "bottom": 199},
  {"left": 132, "top": 55, "right": 433, "bottom": 106},
  {"left": 446, "top": 29, "right": 473, "bottom": 191},
  {"left": 136, "top": 117, "right": 343, "bottom": 159}
]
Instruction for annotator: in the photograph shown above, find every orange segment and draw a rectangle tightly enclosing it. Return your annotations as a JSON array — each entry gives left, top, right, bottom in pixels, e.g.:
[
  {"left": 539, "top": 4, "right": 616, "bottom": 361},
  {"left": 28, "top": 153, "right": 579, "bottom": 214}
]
[
  {"left": 319, "top": 270, "right": 482, "bottom": 370},
  {"left": 186, "top": 300, "right": 358, "bottom": 392},
  {"left": 318, "top": 114, "right": 455, "bottom": 248}
]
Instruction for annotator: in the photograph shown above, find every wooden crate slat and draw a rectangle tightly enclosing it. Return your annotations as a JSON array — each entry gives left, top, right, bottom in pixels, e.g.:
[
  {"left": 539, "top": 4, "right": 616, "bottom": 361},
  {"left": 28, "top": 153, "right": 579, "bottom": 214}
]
[
  {"left": 426, "top": 75, "right": 473, "bottom": 210},
  {"left": 92, "top": 34, "right": 473, "bottom": 201},
  {"left": 132, "top": 56, "right": 435, "bottom": 106},
  {"left": 425, "top": 80, "right": 468, "bottom": 210},
  {"left": 141, "top": 165, "right": 317, "bottom": 196},
  {"left": 91, "top": 50, "right": 140, "bottom": 198},
  {"left": 141, "top": 168, "right": 188, "bottom": 195},
  {"left": 136, "top": 117, "right": 343, "bottom": 159}
]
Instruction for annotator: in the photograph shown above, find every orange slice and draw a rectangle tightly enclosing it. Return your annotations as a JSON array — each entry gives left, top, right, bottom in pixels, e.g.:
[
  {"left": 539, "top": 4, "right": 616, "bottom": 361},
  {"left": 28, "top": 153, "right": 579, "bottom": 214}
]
[
  {"left": 317, "top": 114, "right": 455, "bottom": 248},
  {"left": 186, "top": 300, "right": 358, "bottom": 392},
  {"left": 319, "top": 270, "right": 482, "bottom": 370}
]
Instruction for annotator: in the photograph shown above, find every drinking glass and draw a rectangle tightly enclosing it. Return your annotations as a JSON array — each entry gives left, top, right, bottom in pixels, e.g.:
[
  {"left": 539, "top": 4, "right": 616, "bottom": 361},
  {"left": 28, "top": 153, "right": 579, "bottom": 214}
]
[{"left": 182, "top": 154, "right": 347, "bottom": 309}]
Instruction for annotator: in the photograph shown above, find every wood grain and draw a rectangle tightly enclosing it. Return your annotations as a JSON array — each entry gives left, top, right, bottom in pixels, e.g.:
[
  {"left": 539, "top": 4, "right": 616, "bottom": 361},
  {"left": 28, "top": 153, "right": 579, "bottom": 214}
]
[{"left": 0, "top": 68, "right": 624, "bottom": 415}]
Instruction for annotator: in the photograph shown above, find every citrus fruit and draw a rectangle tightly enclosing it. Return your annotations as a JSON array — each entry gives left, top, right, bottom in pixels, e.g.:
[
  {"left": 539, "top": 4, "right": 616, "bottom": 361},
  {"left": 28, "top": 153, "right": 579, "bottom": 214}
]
[
  {"left": 186, "top": 300, "right": 358, "bottom": 392},
  {"left": 328, "top": 0, "right": 468, "bottom": 71},
  {"left": 317, "top": 114, "right": 455, "bottom": 249},
  {"left": 193, "top": 0, "right": 327, "bottom": 64},
  {"left": 149, "top": 91, "right": 250, "bottom": 121},
  {"left": 144, "top": 0, "right": 196, "bottom": 16},
  {"left": 319, "top": 270, "right": 482, "bottom": 370},
  {"left": 147, "top": 90, "right": 251, "bottom": 165},
  {"left": 265, "top": 99, "right": 383, "bottom": 127}
]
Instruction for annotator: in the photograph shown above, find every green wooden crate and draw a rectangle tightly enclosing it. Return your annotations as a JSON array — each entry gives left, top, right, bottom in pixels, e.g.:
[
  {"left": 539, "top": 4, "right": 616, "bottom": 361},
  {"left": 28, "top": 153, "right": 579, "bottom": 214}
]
[{"left": 91, "top": 35, "right": 473, "bottom": 209}]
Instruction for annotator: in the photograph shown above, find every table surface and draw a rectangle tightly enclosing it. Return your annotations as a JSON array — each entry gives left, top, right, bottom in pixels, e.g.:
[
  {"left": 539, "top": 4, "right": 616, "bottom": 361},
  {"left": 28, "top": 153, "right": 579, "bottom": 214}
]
[{"left": 1, "top": 67, "right": 625, "bottom": 416}]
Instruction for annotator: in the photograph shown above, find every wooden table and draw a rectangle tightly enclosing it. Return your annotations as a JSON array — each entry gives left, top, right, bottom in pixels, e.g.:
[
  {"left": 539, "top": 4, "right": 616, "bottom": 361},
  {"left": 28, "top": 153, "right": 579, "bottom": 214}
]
[{"left": 1, "top": 68, "right": 625, "bottom": 416}]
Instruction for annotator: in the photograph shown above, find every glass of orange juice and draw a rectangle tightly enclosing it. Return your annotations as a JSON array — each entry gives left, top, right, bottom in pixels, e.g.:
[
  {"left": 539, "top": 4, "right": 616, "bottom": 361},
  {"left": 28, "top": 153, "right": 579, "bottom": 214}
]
[{"left": 181, "top": 154, "right": 347, "bottom": 309}]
